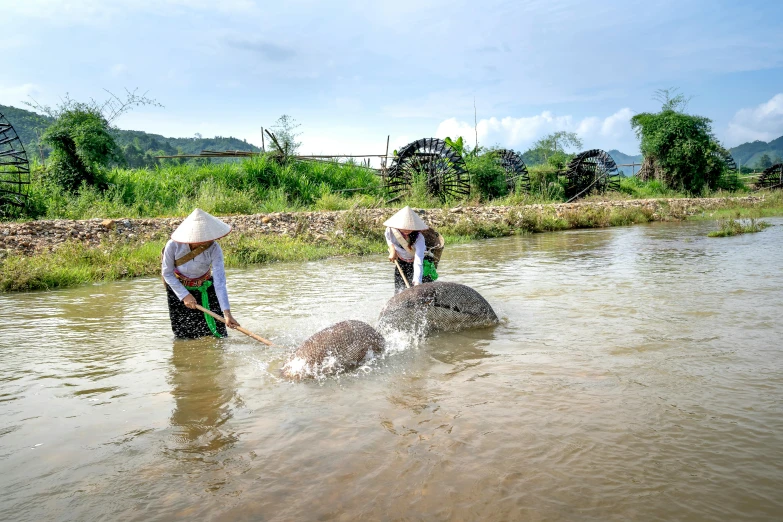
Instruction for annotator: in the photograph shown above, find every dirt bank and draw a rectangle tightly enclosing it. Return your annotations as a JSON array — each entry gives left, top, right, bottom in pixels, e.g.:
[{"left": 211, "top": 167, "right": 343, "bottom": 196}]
[{"left": 0, "top": 196, "right": 765, "bottom": 257}]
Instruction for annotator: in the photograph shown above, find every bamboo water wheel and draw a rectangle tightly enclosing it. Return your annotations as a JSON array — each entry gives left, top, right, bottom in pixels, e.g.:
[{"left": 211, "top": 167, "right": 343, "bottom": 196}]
[
  {"left": 0, "top": 112, "right": 30, "bottom": 216},
  {"left": 713, "top": 148, "right": 740, "bottom": 189},
  {"left": 756, "top": 163, "right": 783, "bottom": 190},
  {"left": 564, "top": 149, "right": 620, "bottom": 200},
  {"left": 491, "top": 149, "right": 530, "bottom": 193},
  {"left": 386, "top": 138, "right": 470, "bottom": 201}
]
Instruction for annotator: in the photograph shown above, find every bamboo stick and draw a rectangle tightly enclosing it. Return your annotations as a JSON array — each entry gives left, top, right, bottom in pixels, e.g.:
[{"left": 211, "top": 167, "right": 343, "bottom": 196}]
[{"left": 193, "top": 304, "right": 275, "bottom": 346}]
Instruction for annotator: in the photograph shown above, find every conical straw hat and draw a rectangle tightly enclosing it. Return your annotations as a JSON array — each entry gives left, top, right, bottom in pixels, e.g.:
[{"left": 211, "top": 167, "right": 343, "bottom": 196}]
[
  {"left": 171, "top": 208, "right": 232, "bottom": 243},
  {"left": 383, "top": 206, "right": 429, "bottom": 231}
]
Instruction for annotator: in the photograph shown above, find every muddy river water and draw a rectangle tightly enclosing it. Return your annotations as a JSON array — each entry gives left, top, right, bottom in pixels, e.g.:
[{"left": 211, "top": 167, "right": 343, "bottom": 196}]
[{"left": 2, "top": 219, "right": 782, "bottom": 521}]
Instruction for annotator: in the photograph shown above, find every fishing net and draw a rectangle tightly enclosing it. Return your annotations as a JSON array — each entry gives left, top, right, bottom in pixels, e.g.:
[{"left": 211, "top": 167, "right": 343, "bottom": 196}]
[
  {"left": 282, "top": 320, "right": 385, "bottom": 379},
  {"left": 378, "top": 281, "right": 498, "bottom": 335}
]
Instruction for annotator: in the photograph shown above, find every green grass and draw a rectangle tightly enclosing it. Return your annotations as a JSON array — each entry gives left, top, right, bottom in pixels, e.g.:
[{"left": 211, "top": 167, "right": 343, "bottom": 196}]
[
  {"left": 17, "top": 156, "right": 384, "bottom": 221},
  {"left": 707, "top": 217, "right": 772, "bottom": 237},
  {"left": 4, "top": 157, "right": 783, "bottom": 292},
  {"left": 2, "top": 194, "right": 780, "bottom": 293},
  {"left": 12, "top": 156, "right": 743, "bottom": 224},
  {"left": 0, "top": 233, "right": 386, "bottom": 292}
]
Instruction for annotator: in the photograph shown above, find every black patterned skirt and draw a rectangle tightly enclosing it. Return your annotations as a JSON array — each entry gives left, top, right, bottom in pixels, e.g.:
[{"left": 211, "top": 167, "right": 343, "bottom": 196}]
[{"left": 165, "top": 278, "right": 227, "bottom": 339}]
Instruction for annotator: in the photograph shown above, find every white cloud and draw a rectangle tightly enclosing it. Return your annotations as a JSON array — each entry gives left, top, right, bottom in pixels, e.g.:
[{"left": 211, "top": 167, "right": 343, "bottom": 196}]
[
  {"left": 110, "top": 64, "right": 128, "bottom": 77},
  {"left": 726, "top": 93, "right": 783, "bottom": 145},
  {"left": 435, "top": 108, "right": 636, "bottom": 152},
  {"left": 0, "top": 83, "right": 43, "bottom": 105}
]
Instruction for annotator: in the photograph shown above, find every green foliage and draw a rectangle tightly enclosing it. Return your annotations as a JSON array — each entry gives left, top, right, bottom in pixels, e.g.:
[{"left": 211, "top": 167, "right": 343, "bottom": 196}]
[
  {"left": 0, "top": 104, "right": 53, "bottom": 161},
  {"left": 630, "top": 92, "right": 725, "bottom": 194},
  {"left": 402, "top": 172, "right": 444, "bottom": 208},
  {"left": 24, "top": 90, "right": 162, "bottom": 192},
  {"left": 708, "top": 217, "right": 770, "bottom": 237},
  {"left": 524, "top": 131, "right": 583, "bottom": 166},
  {"left": 546, "top": 150, "right": 571, "bottom": 170},
  {"left": 618, "top": 176, "right": 680, "bottom": 198},
  {"left": 16, "top": 156, "right": 382, "bottom": 220},
  {"left": 267, "top": 114, "right": 302, "bottom": 160},
  {"left": 653, "top": 87, "right": 691, "bottom": 112},
  {"left": 1, "top": 103, "right": 261, "bottom": 167},
  {"left": 41, "top": 107, "right": 117, "bottom": 191},
  {"left": 728, "top": 136, "right": 783, "bottom": 167},
  {"left": 444, "top": 136, "right": 471, "bottom": 157},
  {"left": 758, "top": 153, "right": 773, "bottom": 169},
  {"left": 527, "top": 164, "right": 566, "bottom": 199},
  {"left": 465, "top": 152, "right": 508, "bottom": 200}
]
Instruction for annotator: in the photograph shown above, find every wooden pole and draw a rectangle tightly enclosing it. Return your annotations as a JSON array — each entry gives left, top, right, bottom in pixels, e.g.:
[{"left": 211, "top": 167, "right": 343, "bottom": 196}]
[
  {"left": 193, "top": 304, "right": 276, "bottom": 346},
  {"left": 261, "top": 127, "right": 265, "bottom": 153},
  {"left": 382, "top": 135, "right": 390, "bottom": 181},
  {"left": 394, "top": 259, "right": 411, "bottom": 289}
]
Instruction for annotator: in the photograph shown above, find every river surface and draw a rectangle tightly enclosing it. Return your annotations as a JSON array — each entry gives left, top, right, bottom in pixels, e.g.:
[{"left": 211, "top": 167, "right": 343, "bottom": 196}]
[{"left": 2, "top": 219, "right": 782, "bottom": 521}]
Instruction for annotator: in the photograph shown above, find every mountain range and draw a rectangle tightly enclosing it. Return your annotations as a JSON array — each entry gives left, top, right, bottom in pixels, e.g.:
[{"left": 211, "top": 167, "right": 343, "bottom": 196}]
[
  {"left": 2, "top": 103, "right": 781, "bottom": 171},
  {"left": 726, "top": 137, "right": 783, "bottom": 167},
  {"left": 0, "top": 104, "right": 259, "bottom": 166}
]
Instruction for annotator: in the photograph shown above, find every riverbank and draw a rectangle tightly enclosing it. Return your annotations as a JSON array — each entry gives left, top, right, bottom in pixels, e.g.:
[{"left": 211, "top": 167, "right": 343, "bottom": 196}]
[{"left": 1, "top": 194, "right": 780, "bottom": 292}]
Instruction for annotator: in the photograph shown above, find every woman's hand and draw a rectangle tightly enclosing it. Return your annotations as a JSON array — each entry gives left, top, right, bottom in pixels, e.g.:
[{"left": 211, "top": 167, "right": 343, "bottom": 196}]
[
  {"left": 388, "top": 247, "right": 398, "bottom": 262},
  {"left": 223, "top": 310, "right": 240, "bottom": 329},
  {"left": 182, "top": 294, "right": 197, "bottom": 309}
]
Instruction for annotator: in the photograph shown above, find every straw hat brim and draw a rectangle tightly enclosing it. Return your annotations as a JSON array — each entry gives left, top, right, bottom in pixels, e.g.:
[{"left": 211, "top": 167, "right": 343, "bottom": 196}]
[
  {"left": 171, "top": 208, "right": 232, "bottom": 243},
  {"left": 383, "top": 206, "right": 429, "bottom": 231}
]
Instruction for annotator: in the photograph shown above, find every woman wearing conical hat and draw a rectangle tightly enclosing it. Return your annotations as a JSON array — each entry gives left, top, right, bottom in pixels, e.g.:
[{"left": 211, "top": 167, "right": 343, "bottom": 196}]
[
  {"left": 161, "top": 208, "right": 239, "bottom": 338},
  {"left": 384, "top": 206, "right": 436, "bottom": 294}
]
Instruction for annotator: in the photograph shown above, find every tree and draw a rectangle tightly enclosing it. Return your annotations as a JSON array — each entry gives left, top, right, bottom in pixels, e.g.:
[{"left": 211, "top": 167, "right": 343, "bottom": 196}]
[
  {"left": 266, "top": 115, "right": 302, "bottom": 161},
  {"left": 630, "top": 89, "right": 724, "bottom": 194},
  {"left": 39, "top": 107, "right": 118, "bottom": 191},
  {"left": 758, "top": 153, "right": 773, "bottom": 169},
  {"left": 25, "top": 89, "right": 161, "bottom": 191},
  {"left": 524, "top": 131, "right": 583, "bottom": 168},
  {"left": 652, "top": 87, "right": 691, "bottom": 112}
]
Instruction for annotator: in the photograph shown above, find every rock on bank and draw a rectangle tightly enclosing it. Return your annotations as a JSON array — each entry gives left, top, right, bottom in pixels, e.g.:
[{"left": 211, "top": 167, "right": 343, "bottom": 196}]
[{"left": 0, "top": 196, "right": 764, "bottom": 257}]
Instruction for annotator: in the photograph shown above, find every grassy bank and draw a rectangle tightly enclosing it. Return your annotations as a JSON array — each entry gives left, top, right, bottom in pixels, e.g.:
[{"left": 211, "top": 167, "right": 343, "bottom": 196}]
[
  {"left": 18, "top": 157, "right": 384, "bottom": 220},
  {"left": 5, "top": 195, "right": 783, "bottom": 293},
  {"left": 7, "top": 156, "right": 762, "bottom": 223},
  {"left": 707, "top": 218, "right": 772, "bottom": 237}
]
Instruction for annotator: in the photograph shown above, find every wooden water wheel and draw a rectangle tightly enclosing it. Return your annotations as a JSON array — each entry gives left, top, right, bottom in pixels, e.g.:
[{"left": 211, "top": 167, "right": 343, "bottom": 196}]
[
  {"left": 491, "top": 149, "right": 530, "bottom": 193},
  {"left": 713, "top": 147, "right": 739, "bottom": 189},
  {"left": 0, "top": 112, "right": 30, "bottom": 216},
  {"left": 756, "top": 163, "right": 783, "bottom": 190},
  {"left": 386, "top": 138, "right": 470, "bottom": 201},
  {"left": 564, "top": 149, "right": 620, "bottom": 200}
]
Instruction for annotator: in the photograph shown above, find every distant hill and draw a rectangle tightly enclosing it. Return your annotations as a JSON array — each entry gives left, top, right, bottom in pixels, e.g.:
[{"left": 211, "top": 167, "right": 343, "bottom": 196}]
[
  {"left": 728, "top": 137, "right": 783, "bottom": 168},
  {"left": 0, "top": 104, "right": 260, "bottom": 166},
  {"left": 519, "top": 149, "right": 643, "bottom": 176},
  {"left": 607, "top": 150, "right": 643, "bottom": 176},
  {"left": 0, "top": 104, "right": 53, "bottom": 159}
]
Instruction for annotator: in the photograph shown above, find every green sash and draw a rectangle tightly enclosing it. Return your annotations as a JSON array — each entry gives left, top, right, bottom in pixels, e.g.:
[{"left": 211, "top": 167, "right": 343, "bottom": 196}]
[
  {"left": 423, "top": 259, "right": 438, "bottom": 281},
  {"left": 189, "top": 280, "right": 223, "bottom": 338}
]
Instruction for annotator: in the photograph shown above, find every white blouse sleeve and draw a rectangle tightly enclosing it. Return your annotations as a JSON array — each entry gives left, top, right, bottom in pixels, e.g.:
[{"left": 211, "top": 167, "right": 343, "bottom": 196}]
[
  {"left": 384, "top": 227, "right": 394, "bottom": 248},
  {"left": 210, "top": 243, "right": 231, "bottom": 311},
  {"left": 161, "top": 240, "right": 190, "bottom": 302},
  {"left": 412, "top": 233, "right": 425, "bottom": 284}
]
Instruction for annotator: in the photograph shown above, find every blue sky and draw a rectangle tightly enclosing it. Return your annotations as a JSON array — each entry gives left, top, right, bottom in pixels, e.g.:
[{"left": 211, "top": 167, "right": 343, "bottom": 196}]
[{"left": 2, "top": 0, "right": 783, "bottom": 157}]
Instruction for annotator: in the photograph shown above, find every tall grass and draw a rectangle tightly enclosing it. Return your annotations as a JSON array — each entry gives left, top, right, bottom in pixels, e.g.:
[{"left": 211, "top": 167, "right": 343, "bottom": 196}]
[
  {"left": 19, "top": 156, "right": 383, "bottom": 221},
  {"left": 708, "top": 217, "right": 771, "bottom": 237},
  {"left": 9, "top": 153, "right": 765, "bottom": 224}
]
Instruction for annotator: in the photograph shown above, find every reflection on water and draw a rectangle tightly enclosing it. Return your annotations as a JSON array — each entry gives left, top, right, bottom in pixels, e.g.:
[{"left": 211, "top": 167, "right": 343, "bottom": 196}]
[
  {"left": 2, "top": 218, "right": 783, "bottom": 521},
  {"left": 167, "top": 340, "right": 239, "bottom": 459}
]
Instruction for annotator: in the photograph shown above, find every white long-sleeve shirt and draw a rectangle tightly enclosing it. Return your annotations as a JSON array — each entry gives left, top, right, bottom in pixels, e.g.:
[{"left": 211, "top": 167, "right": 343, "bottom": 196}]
[
  {"left": 385, "top": 228, "right": 425, "bottom": 285},
  {"left": 161, "top": 240, "right": 230, "bottom": 311}
]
